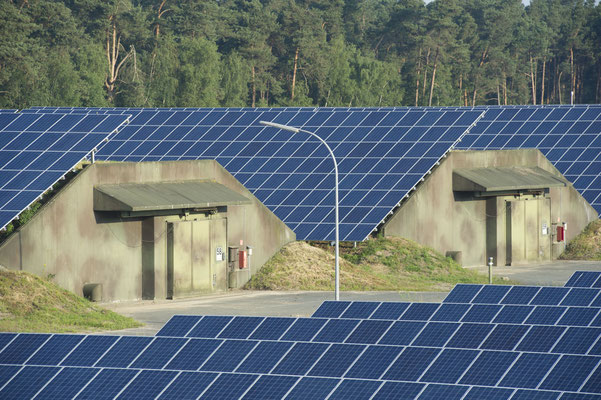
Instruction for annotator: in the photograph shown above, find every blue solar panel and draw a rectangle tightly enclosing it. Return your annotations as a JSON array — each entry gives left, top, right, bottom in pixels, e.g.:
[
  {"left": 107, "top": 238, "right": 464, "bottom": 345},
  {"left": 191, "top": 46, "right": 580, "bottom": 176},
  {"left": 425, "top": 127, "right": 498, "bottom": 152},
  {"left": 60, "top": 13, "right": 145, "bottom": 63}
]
[
  {"left": 345, "top": 320, "right": 392, "bottom": 344},
  {"left": 36, "top": 367, "right": 98, "bottom": 400},
  {"left": 372, "top": 381, "right": 425, "bottom": 399},
  {"left": 129, "top": 337, "right": 188, "bottom": 369},
  {"left": 464, "top": 386, "right": 514, "bottom": 400},
  {"left": 400, "top": 303, "right": 440, "bottom": 321},
  {"left": 0, "top": 113, "right": 129, "bottom": 231},
  {"left": 561, "top": 289, "right": 600, "bottom": 306},
  {"left": 558, "top": 307, "right": 600, "bottom": 326},
  {"left": 540, "top": 355, "right": 600, "bottom": 391},
  {"left": 420, "top": 348, "right": 479, "bottom": 384},
  {"left": 552, "top": 327, "right": 601, "bottom": 354},
  {"left": 249, "top": 317, "right": 295, "bottom": 340},
  {"left": 340, "top": 302, "right": 380, "bottom": 319},
  {"left": 242, "top": 375, "right": 299, "bottom": 400},
  {"left": 418, "top": 383, "right": 468, "bottom": 399},
  {"left": 382, "top": 347, "right": 440, "bottom": 381},
  {"left": 345, "top": 345, "right": 404, "bottom": 380},
  {"left": 502, "top": 286, "right": 541, "bottom": 305},
  {"left": 328, "top": 379, "right": 383, "bottom": 400},
  {"left": 157, "top": 371, "right": 218, "bottom": 400},
  {"left": 0, "top": 333, "right": 50, "bottom": 364},
  {"left": 0, "top": 365, "right": 20, "bottom": 389},
  {"left": 457, "top": 106, "right": 601, "bottom": 216},
  {"left": 284, "top": 376, "right": 339, "bottom": 400},
  {"left": 272, "top": 342, "right": 329, "bottom": 375},
  {"left": 0, "top": 365, "right": 60, "bottom": 399},
  {"left": 74, "top": 368, "right": 137, "bottom": 400},
  {"left": 313, "top": 319, "right": 360, "bottom": 343},
  {"left": 192, "top": 372, "right": 259, "bottom": 400},
  {"left": 25, "top": 334, "right": 83, "bottom": 366},
  {"left": 95, "top": 336, "right": 153, "bottom": 368},
  {"left": 516, "top": 326, "right": 566, "bottom": 352},
  {"left": 201, "top": 340, "right": 258, "bottom": 372},
  {"left": 187, "top": 315, "right": 233, "bottom": 338},
  {"left": 472, "top": 285, "right": 511, "bottom": 303},
  {"left": 500, "top": 353, "right": 560, "bottom": 389},
  {"left": 218, "top": 316, "right": 264, "bottom": 339},
  {"left": 379, "top": 321, "right": 426, "bottom": 345},
  {"left": 480, "top": 324, "right": 529, "bottom": 350},
  {"left": 531, "top": 287, "right": 571, "bottom": 305},
  {"left": 430, "top": 303, "right": 471, "bottom": 322},
  {"left": 462, "top": 304, "right": 502, "bottom": 322},
  {"left": 459, "top": 351, "right": 519, "bottom": 386},
  {"left": 566, "top": 271, "right": 601, "bottom": 288},
  {"left": 25, "top": 108, "right": 482, "bottom": 241},
  {"left": 412, "top": 322, "right": 459, "bottom": 347},
  {"left": 511, "top": 390, "right": 561, "bottom": 399},
  {"left": 312, "top": 301, "right": 351, "bottom": 318},
  {"left": 370, "top": 302, "right": 410, "bottom": 320},
  {"left": 164, "top": 338, "right": 221, "bottom": 371},
  {"left": 308, "top": 344, "right": 364, "bottom": 377},
  {"left": 493, "top": 305, "right": 533, "bottom": 324},
  {"left": 281, "top": 318, "right": 327, "bottom": 341},
  {"left": 443, "top": 284, "right": 482, "bottom": 303},
  {"left": 525, "top": 306, "right": 567, "bottom": 325},
  {"left": 236, "top": 341, "right": 293, "bottom": 374},
  {"left": 156, "top": 315, "right": 201, "bottom": 337},
  {"left": 60, "top": 335, "right": 119, "bottom": 367}
]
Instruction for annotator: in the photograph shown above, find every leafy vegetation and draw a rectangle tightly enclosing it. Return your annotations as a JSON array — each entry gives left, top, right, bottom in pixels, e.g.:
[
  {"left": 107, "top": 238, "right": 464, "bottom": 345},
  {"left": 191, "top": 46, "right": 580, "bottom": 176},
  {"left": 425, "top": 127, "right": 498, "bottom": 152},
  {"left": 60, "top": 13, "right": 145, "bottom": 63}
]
[
  {"left": 2, "top": 0, "right": 601, "bottom": 108},
  {"left": 245, "top": 237, "right": 510, "bottom": 291},
  {"left": 0, "top": 268, "right": 142, "bottom": 333},
  {"left": 560, "top": 219, "right": 601, "bottom": 260}
]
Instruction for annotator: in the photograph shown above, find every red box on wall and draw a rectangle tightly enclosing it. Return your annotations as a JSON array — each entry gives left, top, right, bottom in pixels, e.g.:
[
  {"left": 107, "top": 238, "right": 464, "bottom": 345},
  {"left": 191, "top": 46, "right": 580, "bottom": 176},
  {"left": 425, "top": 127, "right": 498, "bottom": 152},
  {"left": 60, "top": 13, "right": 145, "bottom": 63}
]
[{"left": 238, "top": 250, "right": 247, "bottom": 269}]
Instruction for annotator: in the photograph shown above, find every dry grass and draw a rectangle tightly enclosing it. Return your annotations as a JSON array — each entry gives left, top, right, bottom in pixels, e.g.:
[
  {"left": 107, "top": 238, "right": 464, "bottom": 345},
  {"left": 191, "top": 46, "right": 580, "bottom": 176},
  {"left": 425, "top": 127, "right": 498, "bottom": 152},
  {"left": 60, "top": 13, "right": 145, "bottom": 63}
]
[
  {"left": 0, "top": 268, "right": 141, "bottom": 333},
  {"left": 560, "top": 220, "right": 601, "bottom": 260},
  {"left": 246, "top": 237, "right": 509, "bottom": 291}
]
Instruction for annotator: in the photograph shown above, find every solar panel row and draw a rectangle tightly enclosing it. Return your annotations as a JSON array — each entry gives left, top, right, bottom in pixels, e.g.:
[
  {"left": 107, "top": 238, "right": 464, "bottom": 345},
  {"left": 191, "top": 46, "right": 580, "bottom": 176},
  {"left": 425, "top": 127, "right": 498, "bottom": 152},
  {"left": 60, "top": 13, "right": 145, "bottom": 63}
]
[
  {"left": 566, "top": 271, "right": 601, "bottom": 288},
  {"left": 1, "top": 364, "right": 589, "bottom": 400},
  {"left": 1, "top": 333, "right": 600, "bottom": 398},
  {"left": 0, "top": 113, "right": 130, "bottom": 230},
  {"left": 17, "top": 105, "right": 601, "bottom": 241}
]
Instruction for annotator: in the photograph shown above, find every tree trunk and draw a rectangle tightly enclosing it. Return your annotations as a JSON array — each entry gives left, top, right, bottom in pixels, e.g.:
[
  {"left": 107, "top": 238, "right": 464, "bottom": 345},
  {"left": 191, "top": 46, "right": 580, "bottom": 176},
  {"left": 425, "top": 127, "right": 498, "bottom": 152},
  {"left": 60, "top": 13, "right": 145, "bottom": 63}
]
[
  {"left": 428, "top": 47, "right": 439, "bottom": 107},
  {"left": 529, "top": 53, "right": 536, "bottom": 105},
  {"left": 154, "top": 0, "right": 170, "bottom": 39},
  {"left": 596, "top": 67, "right": 601, "bottom": 103},
  {"left": 459, "top": 73, "right": 463, "bottom": 106},
  {"left": 415, "top": 48, "right": 422, "bottom": 106},
  {"left": 570, "top": 46, "right": 574, "bottom": 104},
  {"left": 541, "top": 57, "right": 546, "bottom": 105},
  {"left": 557, "top": 71, "right": 563, "bottom": 104},
  {"left": 503, "top": 74, "right": 508, "bottom": 105},
  {"left": 291, "top": 47, "right": 299, "bottom": 101},
  {"left": 496, "top": 80, "right": 500, "bottom": 105},
  {"left": 105, "top": 17, "right": 132, "bottom": 104},
  {"left": 422, "top": 47, "right": 430, "bottom": 100},
  {"left": 251, "top": 66, "right": 256, "bottom": 107}
]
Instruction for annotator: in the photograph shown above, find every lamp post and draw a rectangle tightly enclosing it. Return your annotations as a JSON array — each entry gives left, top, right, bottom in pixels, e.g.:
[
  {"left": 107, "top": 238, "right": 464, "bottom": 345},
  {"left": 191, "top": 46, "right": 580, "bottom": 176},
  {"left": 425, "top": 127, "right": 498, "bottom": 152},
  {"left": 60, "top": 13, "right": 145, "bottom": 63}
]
[{"left": 259, "top": 121, "right": 340, "bottom": 301}]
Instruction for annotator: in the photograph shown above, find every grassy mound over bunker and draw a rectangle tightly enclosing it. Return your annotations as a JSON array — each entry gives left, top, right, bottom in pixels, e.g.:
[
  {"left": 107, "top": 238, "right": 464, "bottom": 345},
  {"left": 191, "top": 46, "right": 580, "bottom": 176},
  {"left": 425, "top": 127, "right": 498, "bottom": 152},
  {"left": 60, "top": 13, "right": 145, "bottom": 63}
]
[
  {"left": 0, "top": 268, "right": 142, "bottom": 333},
  {"left": 245, "top": 237, "right": 508, "bottom": 291},
  {"left": 560, "top": 220, "right": 601, "bottom": 261}
]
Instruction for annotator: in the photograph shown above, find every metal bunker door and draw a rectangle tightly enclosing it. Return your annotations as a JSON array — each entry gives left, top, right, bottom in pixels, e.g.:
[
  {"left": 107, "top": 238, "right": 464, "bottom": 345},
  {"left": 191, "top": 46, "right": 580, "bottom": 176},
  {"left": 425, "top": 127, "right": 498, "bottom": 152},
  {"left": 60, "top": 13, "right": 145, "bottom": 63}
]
[
  {"left": 167, "top": 218, "right": 226, "bottom": 298},
  {"left": 505, "top": 197, "right": 551, "bottom": 265}
]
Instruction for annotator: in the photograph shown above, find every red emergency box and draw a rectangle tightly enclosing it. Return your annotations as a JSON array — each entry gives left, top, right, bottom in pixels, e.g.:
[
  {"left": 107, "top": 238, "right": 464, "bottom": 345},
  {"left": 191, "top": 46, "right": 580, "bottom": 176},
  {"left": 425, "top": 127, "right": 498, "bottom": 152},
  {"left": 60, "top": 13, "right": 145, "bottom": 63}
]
[
  {"left": 557, "top": 225, "right": 565, "bottom": 242},
  {"left": 238, "top": 250, "right": 247, "bottom": 269}
]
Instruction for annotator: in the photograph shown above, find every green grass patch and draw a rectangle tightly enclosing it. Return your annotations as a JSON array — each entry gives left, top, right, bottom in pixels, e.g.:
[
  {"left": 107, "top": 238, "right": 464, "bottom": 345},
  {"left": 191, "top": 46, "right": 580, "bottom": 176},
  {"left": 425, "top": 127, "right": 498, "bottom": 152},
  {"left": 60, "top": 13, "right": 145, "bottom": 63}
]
[
  {"left": 245, "top": 237, "right": 510, "bottom": 292},
  {"left": 0, "top": 268, "right": 142, "bottom": 333},
  {"left": 560, "top": 219, "right": 601, "bottom": 261}
]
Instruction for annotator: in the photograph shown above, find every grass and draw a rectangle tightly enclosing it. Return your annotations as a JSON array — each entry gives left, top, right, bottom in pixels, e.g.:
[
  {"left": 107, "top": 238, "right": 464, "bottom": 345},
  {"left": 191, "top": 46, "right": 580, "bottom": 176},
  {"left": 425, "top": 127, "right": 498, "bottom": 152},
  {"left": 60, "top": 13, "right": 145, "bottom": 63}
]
[
  {"left": 560, "top": 219, "right": 601, "bottom": 261},
  {"left": 0, "top": 268, "right": 142, "bottom": 333},
  {"left": 245, "top": 236, "right": 510, "bottom": 292}
]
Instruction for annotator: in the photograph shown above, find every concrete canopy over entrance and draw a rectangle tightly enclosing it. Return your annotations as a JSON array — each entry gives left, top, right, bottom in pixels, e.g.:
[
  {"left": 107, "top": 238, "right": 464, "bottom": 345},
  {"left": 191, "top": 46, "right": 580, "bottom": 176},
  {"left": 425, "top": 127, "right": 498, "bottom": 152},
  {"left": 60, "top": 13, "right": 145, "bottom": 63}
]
[
  {"left": 94, "top": 181, "right": 251, "bottom": 214},
  {"left": 453, "top": 166, "right": 567, "bottom": 193}
]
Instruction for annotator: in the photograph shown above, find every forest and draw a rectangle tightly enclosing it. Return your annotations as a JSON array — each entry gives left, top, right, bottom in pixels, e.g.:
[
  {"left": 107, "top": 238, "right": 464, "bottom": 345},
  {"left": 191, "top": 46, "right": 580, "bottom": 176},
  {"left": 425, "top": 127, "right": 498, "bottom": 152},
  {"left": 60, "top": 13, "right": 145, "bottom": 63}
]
[{"left": 1, "top": 0, "right": 601, "bottom": 109}]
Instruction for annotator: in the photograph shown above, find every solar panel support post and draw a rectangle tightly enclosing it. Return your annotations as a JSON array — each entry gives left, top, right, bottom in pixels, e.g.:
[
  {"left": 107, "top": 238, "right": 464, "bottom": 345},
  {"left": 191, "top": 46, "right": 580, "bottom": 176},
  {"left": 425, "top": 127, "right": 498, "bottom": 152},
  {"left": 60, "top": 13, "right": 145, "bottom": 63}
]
[{"left": 260, "top": 121, "right": 340, "bottom": 301}]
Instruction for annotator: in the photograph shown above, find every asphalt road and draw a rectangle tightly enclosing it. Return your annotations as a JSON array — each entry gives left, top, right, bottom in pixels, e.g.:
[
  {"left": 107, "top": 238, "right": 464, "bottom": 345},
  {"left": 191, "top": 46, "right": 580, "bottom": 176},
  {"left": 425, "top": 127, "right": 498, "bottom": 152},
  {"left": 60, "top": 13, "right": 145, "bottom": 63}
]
[{"left": 101, "top": 259, "right": 601, "bottom": 336}]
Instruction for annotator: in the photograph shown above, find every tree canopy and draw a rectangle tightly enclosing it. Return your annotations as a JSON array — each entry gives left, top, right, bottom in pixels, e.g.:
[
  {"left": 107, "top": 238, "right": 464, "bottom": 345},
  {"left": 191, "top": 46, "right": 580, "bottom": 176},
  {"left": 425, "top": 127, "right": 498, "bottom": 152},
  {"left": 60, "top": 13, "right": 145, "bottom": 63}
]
[{"left": 2, "top": 0, "right": 601, "bottom": 108}]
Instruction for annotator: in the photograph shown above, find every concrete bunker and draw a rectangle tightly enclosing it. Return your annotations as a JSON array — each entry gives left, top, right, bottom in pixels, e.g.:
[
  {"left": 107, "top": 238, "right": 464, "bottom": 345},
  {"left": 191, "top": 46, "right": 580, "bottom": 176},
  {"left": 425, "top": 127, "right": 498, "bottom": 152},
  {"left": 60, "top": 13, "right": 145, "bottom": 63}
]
[
  {"left": 0, "top": 160, "right": 295, "bottom": 301},
  {"left": 382, "top": 149, "right": 598, "bottom": 267}
]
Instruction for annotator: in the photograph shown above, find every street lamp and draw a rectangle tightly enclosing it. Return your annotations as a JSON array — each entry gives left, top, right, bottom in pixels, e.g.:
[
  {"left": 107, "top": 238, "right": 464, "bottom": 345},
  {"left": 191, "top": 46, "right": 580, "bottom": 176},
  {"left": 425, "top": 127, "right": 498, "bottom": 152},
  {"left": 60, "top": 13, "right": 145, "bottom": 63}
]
[{"left": 259, "top": 120, "right": 340, "bottom": 301}]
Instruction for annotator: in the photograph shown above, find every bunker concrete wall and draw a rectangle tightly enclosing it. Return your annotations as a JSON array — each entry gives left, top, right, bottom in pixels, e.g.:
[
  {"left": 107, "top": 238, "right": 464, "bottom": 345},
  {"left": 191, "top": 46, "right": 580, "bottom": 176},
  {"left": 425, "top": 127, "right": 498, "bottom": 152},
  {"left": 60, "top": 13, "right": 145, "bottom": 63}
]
[
  {"left": 0, "top": 160, "right": 295, "bottom": 301},
  {"left": 382, "top": 149, "right": 598, "bottom": 267}
]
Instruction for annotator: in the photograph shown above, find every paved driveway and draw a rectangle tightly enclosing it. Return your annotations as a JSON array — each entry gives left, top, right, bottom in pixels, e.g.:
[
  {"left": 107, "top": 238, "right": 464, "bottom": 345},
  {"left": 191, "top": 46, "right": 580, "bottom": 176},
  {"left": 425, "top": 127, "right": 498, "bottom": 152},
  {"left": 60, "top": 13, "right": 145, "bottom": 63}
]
[{"left": 102, "top": 259, "right": 601, "bottom": 336}]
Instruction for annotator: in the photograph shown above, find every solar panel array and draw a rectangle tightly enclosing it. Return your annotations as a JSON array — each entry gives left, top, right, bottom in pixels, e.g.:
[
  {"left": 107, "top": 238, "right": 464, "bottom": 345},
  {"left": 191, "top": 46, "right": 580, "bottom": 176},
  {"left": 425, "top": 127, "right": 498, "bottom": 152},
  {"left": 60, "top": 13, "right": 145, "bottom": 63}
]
[
  {"left": 2, "top": 275, "right": 599, "bottom": 399},
  {"left": 0, "top": 113, "right": 130, "bottom": 230},
  {"left": 18, "top": 108, "right": 483, "bottom": 241},
  {"left": 565, "top": 271, "right": 601, "bottom": 288},
  {"left": 18, "top": 105, "right": 601, "bottom": 241}
]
